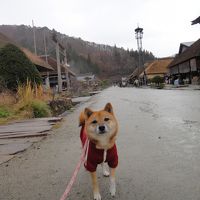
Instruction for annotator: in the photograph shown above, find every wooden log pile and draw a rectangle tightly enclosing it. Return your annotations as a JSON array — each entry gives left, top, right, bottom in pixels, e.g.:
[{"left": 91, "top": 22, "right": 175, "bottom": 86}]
[{"left": 0, "top": 117, "right": 62, "bottom": 165}]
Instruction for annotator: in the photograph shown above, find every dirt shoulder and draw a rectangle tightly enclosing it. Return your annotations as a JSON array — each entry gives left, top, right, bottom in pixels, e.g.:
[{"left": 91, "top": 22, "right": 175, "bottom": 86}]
[{"left": 0, "top": 99, "right": 95, "bottom": 200}]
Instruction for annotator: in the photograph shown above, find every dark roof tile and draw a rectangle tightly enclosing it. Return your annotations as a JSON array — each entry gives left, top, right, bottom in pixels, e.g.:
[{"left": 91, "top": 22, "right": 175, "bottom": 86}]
[{"left": 168, "top": 39, "right": 200, "bottom": 68}]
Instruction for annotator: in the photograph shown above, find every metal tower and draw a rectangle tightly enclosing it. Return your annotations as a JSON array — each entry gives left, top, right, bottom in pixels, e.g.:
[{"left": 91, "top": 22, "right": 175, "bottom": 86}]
[{"left": 135, "top": 26, "right": 143, "bottom": 68}]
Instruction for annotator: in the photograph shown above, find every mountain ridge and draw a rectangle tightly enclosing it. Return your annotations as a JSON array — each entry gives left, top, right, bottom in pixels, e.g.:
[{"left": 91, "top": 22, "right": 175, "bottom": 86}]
[{"left": 0, "top": 24, "right": 155, "bottom": 79}]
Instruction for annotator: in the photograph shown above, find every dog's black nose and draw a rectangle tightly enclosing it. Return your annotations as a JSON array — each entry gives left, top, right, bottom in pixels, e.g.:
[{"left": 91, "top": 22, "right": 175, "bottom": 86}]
[{"left": 99, "top": 126, "right": 105, "bottom": 133}]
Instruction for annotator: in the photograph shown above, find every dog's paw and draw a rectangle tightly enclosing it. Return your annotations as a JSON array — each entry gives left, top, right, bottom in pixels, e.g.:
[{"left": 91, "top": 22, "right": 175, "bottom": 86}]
[
  {"left": 94, "top": 192, "right": 101, "bottom": 200},
  {"left": 102, "top": 163, "right": 110, "bottom": 177},
  {"left": 103, "top": 169, "right": 110, "bottom": 177},
  {"left": 110, "top": 178, "right": 116, "bottom": 197}
]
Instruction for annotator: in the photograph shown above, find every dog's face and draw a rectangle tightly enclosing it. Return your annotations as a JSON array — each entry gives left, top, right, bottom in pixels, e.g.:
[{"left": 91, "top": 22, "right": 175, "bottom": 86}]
[{"left": 84, "top": 103, "right": 118, "bottom": 147}]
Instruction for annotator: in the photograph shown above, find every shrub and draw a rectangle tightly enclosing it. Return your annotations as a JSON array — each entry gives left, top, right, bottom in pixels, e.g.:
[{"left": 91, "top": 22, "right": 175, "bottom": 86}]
[
  {"left": 151, "top": 76, "right": 164, "bottom": 85},
  {"left": 31, "top": 100, "right": 51, "bottom": 118},
  {"left": 16, "top": 82, "right": 52, "bottom": 118},
  {"left": 0, "top": 44, "right": 41, "bottom": 90},
  {"left": 17, "top": 81, "right": 52, "bottom": 105},
  {"left": 17, "top": 80, "right": 34, "bottom": 106}
]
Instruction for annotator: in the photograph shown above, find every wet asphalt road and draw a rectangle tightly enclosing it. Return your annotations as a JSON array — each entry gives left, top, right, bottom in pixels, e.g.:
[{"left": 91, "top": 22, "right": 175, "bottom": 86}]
[{"left": 1, "top": 87, "right": 200, "bottom": 200}]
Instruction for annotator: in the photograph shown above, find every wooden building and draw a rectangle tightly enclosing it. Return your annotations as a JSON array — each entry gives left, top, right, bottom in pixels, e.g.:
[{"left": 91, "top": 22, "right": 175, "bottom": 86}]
[
  {"left": 21, "top": 48, "right": 53, "bottom": 73},
  {"left": 178, "top": 42, "right": 194, "bottom": 54},
  {"left": 40, "top": 56, "right": 76, "bottom": 89},
  {"left": 168, "top": 39, "right": 200, "bottom": 84},
  {"left": 140, "top": 58, "right": 173, "bottom": 80}
]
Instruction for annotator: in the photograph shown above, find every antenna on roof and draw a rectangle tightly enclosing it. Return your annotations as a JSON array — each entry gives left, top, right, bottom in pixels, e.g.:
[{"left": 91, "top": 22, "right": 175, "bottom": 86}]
[{"left": 32, "top": 20, "right": 37, "bottom": 55}]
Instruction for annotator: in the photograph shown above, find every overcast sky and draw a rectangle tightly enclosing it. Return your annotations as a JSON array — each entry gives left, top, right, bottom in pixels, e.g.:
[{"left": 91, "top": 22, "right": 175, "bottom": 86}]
[{"left": 0, "top": 0, "right": 199, "bottom": 57}]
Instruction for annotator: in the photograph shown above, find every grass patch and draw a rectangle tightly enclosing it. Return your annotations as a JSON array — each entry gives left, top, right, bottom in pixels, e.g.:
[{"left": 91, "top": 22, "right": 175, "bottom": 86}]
[
  {"left": 15, "top": 81, "right": 52, "bottom": 118},
  {"left": 0, "top": 106, "right": 11, "bottom": 118},
  {"left": 0, "top": 82, "right": 53, "bottom": 124},
  {"left": 31, "top": 100, "right": 51, "bottom": 118},
  {"left": 0, "top": 106, "right": 16, "bottom": 124}
]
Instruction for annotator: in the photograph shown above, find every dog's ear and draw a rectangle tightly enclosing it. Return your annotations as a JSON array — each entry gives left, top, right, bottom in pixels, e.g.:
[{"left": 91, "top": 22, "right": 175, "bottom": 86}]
[
  {"left": 104, "top": 103, "right": 113, "bottom": 114},
  {"left": 84, "top": 108, "right": 93, "bottom": 119}
]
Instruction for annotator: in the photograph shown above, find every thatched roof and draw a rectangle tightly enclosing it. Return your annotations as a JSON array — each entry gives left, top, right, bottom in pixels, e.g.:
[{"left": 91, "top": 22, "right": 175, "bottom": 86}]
[
  {"left": 0, "top": 32, "right": 53, "bottom": 71},
  {"left": 21, "top": 48, "right": 53, "bottom": 71},
  {"left": 40, "top": 56, "right": 76, "bottom": 76},
  {"left": 145, "top": 58, "right": 173, "bottom": 75},
  {"left": 168, "top": 39, "right": 200, "bottom": 68}
]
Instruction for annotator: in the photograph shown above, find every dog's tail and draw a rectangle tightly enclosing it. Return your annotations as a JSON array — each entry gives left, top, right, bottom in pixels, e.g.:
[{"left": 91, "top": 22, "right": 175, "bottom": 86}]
[{"left": 79, "top": 111, "right": 86, "bottom": 127}]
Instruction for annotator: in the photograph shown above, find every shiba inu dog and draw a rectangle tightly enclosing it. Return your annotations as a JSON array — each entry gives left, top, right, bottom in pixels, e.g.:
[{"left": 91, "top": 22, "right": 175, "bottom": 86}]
[{"left": 79, "top": 103, "right": 118, "bottom": 200}]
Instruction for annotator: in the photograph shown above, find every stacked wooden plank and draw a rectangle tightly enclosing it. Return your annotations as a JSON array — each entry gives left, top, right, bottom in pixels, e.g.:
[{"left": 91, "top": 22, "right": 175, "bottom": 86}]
[{"left": 0, "top": 117, "right": 62, "bottom": 165}]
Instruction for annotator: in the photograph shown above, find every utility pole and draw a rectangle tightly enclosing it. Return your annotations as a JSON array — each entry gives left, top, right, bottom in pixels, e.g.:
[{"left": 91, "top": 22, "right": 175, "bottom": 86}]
[
  {"left": 32, "top": 20, "right": 37, "bottom": 55},
  {"left": 43, "top": 29, "right": 50, "bottom": 89},
  {"left": 55, "top": 41, "right": 62, "bottom": 93},
  {"left": 64, "top": 49, "right": 70, "bottom": 91},
  {"left": 43, "top": 30, "right": 48, "bottom": 63}
]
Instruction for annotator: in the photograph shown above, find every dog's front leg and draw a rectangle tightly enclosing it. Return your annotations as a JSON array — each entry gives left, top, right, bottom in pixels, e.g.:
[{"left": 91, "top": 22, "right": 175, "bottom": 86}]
[
  {"left": 90, "top": 171, "right": 101, "bottom": 200},
  {"left": 110, "top": 168, "right": 116, "bottom": 197},
  {"left": 101, "top": 162, "right": 110, "bottom": 177}
]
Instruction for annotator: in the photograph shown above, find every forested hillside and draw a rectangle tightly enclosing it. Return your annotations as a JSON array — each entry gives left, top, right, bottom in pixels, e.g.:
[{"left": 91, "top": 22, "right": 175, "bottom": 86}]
[{"left": 0, "top": 25, "right": 155, "bottom": 79}]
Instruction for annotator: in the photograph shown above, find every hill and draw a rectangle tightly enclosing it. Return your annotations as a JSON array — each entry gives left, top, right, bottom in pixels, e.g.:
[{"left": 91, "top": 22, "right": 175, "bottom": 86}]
[{"left": 0, "top": 25, "right": 155, "bottom": 79}]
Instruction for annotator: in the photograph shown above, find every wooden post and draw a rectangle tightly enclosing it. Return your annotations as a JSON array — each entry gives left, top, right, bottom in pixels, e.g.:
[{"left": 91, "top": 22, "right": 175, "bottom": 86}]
[
  {"left": 45, "top": 72, "right": 50, "bottom": 89},
  {"left": 56, "top": 42, "right": 62, "bottom": 92},
  {"left": 64, "top": 49, "right": 70, "bottom": 91},
  {"left": 189, "top": 60, "right": 192, "bottom": 84}
]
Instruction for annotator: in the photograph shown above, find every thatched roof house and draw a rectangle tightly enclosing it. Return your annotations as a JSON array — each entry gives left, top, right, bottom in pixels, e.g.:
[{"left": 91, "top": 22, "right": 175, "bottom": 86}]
[
  {"left": 40, "top": 56, "right": 76, "bottom": 77},
  {"left": 21, "top": 48, "right": 53, "bottom": 71},
  {"left": 39, "top": 55, "right": 76, "bottom": 89},
  {"left": 140, "top": 58, "right": 173, "bottom": 79}
]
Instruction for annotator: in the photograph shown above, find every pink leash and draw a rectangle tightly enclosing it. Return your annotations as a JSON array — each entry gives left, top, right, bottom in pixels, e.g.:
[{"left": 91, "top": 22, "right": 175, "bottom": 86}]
[{"left": 60, "top": 139, "right": 89, "bottom": 200}]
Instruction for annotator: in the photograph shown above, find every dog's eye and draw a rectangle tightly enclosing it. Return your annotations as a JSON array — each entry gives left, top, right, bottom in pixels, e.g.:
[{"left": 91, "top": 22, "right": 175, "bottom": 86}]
[
  {"left": 104, "top": 118, "right": 109, "bottom": 121},
  {"left": 92, "top": 120, "right": 97, "bottom": 124}
]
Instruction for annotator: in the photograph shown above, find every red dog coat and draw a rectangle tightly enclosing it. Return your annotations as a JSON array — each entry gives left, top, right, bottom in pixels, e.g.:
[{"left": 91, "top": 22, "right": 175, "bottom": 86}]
[{"left": 80, "top": 125, "right": 118, "bottom": 172}]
